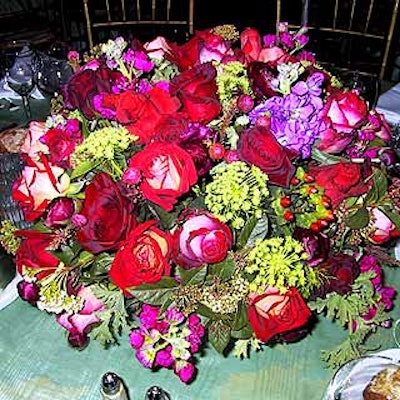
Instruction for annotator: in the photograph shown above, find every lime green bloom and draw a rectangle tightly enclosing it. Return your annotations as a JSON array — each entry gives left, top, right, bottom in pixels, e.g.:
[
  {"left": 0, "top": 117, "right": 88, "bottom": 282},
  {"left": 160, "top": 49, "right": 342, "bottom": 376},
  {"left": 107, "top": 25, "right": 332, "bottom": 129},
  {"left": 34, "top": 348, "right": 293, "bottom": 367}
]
[
  {"left": 204, "top": 161, "right": 269, "bottom": 230},
  {"left": 216, "top": 62, "right": 253, "bottom": 109},
  {"left": 0, "top": 220, "right": 21, "bottom": 255},
  {"left": 245, "top": 236, "right": 319, "bottom": 297}
]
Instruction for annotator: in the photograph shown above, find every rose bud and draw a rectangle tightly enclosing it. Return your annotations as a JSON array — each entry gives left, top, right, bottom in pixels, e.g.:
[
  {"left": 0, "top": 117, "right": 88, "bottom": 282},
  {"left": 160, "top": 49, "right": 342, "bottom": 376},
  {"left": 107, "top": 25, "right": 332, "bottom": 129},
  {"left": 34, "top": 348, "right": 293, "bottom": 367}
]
[
  {"left": 45, "top": 198, "right": 75, "bottom": 228},
  {"left": 17, "top": 280, "right": 40, "bottom": 306},
  {"left": 172, "top": 209, "right": 233, "bottom": 269},
  {"left": 366, "top": 207, "right": 400, "bottom": 244},
  {"left": 293, "top": 227, "right": 330, "bottom": 267},
  {"left": 237, "top": 94, "right": 254, "bottom": 113}
]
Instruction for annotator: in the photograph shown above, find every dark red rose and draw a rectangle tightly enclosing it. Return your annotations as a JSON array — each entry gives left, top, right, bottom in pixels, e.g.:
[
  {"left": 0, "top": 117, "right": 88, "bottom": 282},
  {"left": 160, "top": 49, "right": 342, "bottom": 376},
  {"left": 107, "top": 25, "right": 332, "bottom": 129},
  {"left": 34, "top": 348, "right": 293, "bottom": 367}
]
[
  {"left": 293, "top": 227, "right": 330, "bottom": 267},
  {"left": 129, "top": 142, "right": 198, "bottom": 211},
  {"left": 308, "top": 161, "right": 372, "bottom": 208},
  {"left": 76, "top": 172, "right": 137, "bottom": 254},
  {"left": 109, "top": 220, "right": 172, "bottom": 292},
  {"left": 15, "top": 230, "right": 59, "bottom": 280},
  {"left": 237, "top": 125, "right": 296, "bottom": 187},
  {"left": 311, "top": 253, "right": 360, "bottom": 299},
  {"left": 247, "top": 286, "right": 311, "bottom": 343},
  {"left": 63, "top": 62, "right": 123, "bottom": 120},
  {"left": 170, "top": 63, "right": 222, "bottom": 124}
]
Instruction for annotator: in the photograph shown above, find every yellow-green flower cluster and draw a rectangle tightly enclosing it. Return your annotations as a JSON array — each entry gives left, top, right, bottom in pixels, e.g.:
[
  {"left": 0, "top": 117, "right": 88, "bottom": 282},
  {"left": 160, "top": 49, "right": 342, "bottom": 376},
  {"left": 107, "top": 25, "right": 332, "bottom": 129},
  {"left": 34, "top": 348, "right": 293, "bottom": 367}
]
[
  {"left": 71, "top": 126, "right": 136, "bottom": 167},
  {"left": 0, "top": 220, "right": 21, "bottom": 255},
  {"left": 204, "top": 161, "right": 269, "bottom": 230},
  {"left": 216, "top": 62, "right": 252, "bottom": 109},
  {"left": 37, "top": 280, "right": 84, "bottom": 314},
  {"left": 245, "top": 236, "right": 319, "bottom": 297}
]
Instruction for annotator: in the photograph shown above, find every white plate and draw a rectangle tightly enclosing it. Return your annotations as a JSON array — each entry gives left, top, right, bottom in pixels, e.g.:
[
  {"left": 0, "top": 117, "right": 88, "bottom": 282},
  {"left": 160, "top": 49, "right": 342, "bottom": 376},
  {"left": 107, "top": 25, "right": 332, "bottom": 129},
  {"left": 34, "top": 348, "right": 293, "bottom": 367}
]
[{"left": 322, "top": 349, "right": 400, "bottom": 400}]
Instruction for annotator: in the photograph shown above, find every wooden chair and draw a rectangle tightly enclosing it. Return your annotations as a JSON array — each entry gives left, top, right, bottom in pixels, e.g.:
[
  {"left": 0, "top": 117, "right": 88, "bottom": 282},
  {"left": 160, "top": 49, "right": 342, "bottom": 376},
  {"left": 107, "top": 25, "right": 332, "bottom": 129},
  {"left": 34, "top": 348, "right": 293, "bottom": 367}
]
[
  {"left": 82, "top": 0, "right": 195, "bottom": 50},
  {"left": 275, "top": 0, "right": 400, "bottom": 81}
]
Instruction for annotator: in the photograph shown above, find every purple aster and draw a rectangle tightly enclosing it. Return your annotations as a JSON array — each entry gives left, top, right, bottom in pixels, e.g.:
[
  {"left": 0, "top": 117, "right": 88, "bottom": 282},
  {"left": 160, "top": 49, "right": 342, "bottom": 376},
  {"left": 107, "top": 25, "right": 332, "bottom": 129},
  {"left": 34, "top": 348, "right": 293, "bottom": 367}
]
[{"left": 258, "top": 72, "right": 326, "bottom": 158}]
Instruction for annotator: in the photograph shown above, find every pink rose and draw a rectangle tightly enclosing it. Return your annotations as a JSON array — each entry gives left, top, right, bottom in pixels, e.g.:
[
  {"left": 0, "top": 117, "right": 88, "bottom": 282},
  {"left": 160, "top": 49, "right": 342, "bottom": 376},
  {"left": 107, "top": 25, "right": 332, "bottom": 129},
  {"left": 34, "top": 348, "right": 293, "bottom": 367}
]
[
  {"left": 12, "top": 155, "right": 70, "bottom": 222},
  {"left": 318, "top": 90, "right": 368, "bottom": 153},
  {"left": 144, "top": 36, "right": 173, "bottom": 60},
  {"left": 172, "top": 209, "right": 233, "bottom": 269},
  {"left": 366, "top": 207, "right": 400, "bottom": 244},
  {"left": 45, "top": 198, "right": 75, "bottom": 228},
  {"left": 20, "top": 121, "right": 49, "bottom": 159},
  {"left": 56, "top": 286, "right": 105, "bottom": 348}
]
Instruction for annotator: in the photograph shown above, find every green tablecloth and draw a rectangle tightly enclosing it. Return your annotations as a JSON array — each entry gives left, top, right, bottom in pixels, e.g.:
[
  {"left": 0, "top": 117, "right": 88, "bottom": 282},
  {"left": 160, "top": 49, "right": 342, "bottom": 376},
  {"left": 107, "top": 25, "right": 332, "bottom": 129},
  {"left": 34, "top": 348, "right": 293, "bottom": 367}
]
[{"left": 0, "top": 267, "right": 399, "bottom": 400}]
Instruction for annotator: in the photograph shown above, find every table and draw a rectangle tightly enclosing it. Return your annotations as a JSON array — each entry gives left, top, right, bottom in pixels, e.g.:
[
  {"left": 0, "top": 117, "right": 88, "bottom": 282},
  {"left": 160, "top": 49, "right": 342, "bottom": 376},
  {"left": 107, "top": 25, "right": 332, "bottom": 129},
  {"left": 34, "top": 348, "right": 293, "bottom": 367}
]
[{"left": 0, "top": 264, "right": 399, "bottom": 400}]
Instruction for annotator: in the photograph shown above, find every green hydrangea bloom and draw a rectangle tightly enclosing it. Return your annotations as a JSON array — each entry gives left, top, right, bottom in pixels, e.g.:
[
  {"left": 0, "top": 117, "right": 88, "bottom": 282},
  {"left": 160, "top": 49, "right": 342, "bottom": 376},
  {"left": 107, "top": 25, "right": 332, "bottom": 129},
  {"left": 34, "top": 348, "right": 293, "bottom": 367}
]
[
  {"left": 71, "top": 126, "right": 136, "bottom": 176},
  {"left": 245, "top": 236, "right": 319, "bottom": 297},
  {"left": 204, "top": 161, "right": 269, "bottom": 230},
  {"left": 216, "top": 62, "right": 253, "bottom": 109}
]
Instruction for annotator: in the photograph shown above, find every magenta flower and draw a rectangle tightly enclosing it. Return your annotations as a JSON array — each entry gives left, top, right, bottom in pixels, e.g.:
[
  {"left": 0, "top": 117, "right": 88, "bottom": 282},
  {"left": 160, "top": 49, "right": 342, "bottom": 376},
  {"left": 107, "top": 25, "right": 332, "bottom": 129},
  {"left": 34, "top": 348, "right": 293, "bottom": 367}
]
[{"left": 174, "top": 360, "right": 195, "bottom": 383}]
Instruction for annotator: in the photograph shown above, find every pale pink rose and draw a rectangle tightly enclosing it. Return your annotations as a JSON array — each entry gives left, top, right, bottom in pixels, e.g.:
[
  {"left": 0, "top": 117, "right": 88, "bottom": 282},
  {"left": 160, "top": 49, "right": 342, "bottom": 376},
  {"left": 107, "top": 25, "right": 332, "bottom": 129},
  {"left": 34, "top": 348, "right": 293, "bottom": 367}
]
[
  {"left": 20, "top": 121, "right": 49, "bottom": 159},
  {"left": 144, "top": 36, "right": 172, "bottom": 60},
  {"left": 367, "top": 207, "right": 400, "bottom": 244},
  {"left": 56, "top": 286, "right": 105, "bottom": 348},
  {"left": 12, "top": 156, "right": 70, "bottom": 222},
  {"left": 258, "top": 46, "right": 288, "bottom": 63}
]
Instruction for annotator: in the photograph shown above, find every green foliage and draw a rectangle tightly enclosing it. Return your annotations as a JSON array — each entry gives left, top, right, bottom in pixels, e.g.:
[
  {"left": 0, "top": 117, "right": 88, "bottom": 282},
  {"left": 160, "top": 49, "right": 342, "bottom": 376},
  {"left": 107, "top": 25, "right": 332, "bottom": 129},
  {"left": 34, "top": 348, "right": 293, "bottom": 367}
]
[
  {"left": 128, "top": 278, "right": 178, "bottom": 306},
  {"left": 90, "top": 284, "right": 128, "bottom": 346},
  {"left": 236, "top": 215, "right": 269, "bottom": 249},
  {"left": 232, "top": 338, "right": 264, "bottom": 359},
  {"left": 207, "top": 319, "right": 231, "bottom": 354}
]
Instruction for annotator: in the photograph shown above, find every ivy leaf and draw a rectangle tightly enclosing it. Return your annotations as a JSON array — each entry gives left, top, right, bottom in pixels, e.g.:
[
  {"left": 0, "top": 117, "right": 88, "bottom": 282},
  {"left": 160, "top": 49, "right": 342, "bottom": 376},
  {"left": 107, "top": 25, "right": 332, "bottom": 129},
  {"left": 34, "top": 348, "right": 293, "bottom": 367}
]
[
  {"left": 345, "top": 207, "right": 369, "bottom": 229},
  {"left": 128, "top": 278, "right": 178, "bottom": 305},
  {"left": 208, "top": 319, "right": 231, "bottom": 354},
  {"left": 70, "top": 160, "right": 100, "bottom": 180},
  {"left": 208, "top": 257, "right": 236, "bottom": 281},
  {"left": 236, "top": 215, "right": 269, "bottom": 249},
  {"left": 178, "top": 265, "right": 207, "bottom": 286}
]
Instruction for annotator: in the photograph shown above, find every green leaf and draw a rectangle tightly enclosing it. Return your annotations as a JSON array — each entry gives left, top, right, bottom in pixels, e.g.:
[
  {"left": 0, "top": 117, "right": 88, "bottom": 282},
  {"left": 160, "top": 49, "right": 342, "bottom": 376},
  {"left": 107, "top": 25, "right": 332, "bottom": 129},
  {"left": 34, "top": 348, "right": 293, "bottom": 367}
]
[
  {"left": 232, "top": 301, "right": 250, "bottom": 331},
  {"left": 345, "top": 207, "right": 369, "bottom": 229},
  {"left": 364, "top": 169, "right": 388, "bottom": 205},
  {"left": 196, "top": 303, "right": 219, "bottom": 320},
  {"left": 236, "top": 215, "right": 269, "bottom": 249},
  {"left": 208, "top": 257, "right": 236, "bottom": 281},
  {"left": 70, "top": 160, "right": 100, "bottom": 179},
  {"left": 91, "top": 253, "right": 114, "bottom": 275},
  {"left": 311, "top": 148, "right": 346, "bottom": 165},
  {"left": 381, "top": 207, "right": 400, "bottom": 230},
  {"left": 178, "top": 265, "right": 208, "bottom": 286},
  {"left": 208, "top": 320, "right": 231, "bottom": 354},
  {"left": 128, "top": 277, "right": 178, "bottom": 305},
  {"left": 231, "top": 326, "right": 253, "bottom": 340}
]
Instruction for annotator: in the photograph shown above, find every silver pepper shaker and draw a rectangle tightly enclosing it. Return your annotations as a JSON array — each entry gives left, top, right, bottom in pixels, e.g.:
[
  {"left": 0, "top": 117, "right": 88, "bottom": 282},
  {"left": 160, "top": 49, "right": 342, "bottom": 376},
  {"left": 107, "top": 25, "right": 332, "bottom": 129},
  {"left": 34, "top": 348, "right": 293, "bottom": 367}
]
[
  {"left": 100, "top": 371, "right": 129, "bottom": 400},
  {"left": 144, "top": 385, "right": 170, "bottom": 400}
]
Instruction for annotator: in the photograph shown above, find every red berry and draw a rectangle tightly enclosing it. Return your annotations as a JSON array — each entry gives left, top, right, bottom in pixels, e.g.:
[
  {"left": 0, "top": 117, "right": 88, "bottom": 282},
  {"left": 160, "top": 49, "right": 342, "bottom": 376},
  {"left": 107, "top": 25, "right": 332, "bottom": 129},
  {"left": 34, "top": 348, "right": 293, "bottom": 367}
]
[
  {"left": 325, "top": 210, "right": 335, "bottom": 221},
  {"left": 318, "top": 219, "right": 329, "bottom": 229},
  {"left": 280, "top": 196, "right": 292, "bottom": 208},
  {"left": 209, "top": 143, "right": 225, "bottom": 160},
  {"left": 291, "top": 177, "right": 300, "bottom": 186},
  {"left": 237, "top": 94, "right": 254, "bottom": 113},
  {"left": 304, "top": 174, "right": 315, "bottom": 183},
  {"left": 283, "top": 211, "right": 295, "bottom": 222},
  {"left": 306, "top": 185, "right": 318, "bottom": 195},
  {"left": 310, "top": 222, "right": 320, "bottom": 232}
]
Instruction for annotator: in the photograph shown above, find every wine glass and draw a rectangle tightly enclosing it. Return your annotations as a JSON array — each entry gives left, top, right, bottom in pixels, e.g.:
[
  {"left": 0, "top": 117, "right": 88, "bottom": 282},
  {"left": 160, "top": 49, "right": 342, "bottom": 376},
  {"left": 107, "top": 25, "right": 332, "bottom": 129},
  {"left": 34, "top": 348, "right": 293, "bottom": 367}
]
[
  {"left": 5, "top": 56, "right": 34, "bottom": 120},
  {"left": 34, "top": 57, "right": 73, "bottom": 98}
]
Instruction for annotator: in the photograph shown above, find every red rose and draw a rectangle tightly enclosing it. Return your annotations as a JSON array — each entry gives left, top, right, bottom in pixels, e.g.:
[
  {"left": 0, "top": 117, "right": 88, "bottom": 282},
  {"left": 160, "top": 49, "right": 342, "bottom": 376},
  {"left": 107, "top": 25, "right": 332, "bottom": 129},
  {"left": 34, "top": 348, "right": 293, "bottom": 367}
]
[
  {"left": 63, "top": 62, "right": 122, "bottom": 120},
  {"left": 308, "top": 161, "right": 372, "bottom": 208},
  {"left": 107, "top": 86, "right": 181, "bottom": 143},
  {"left": 15, "top": 230, "right": 59, "bottom": 280},
  {"left": 237, "top": 125, "right": 295, "bottom": 187},
  {"left": 247, "top": 287, "right": 311, "bottom": 343},
  {"left": 129, "top": 142, "right": 198, "bottom": 211},
  {"left": 170, "top": 63, "right": 221, "bottom": 124},
  {"left": 109, "top": 220, "right": 172, "bottom": 291},
  {"left": 77, "top": 172, "right": 137, "bottom": 254},
  {"left": 172, "top": 209, "right": 233, "bottom": 269}
]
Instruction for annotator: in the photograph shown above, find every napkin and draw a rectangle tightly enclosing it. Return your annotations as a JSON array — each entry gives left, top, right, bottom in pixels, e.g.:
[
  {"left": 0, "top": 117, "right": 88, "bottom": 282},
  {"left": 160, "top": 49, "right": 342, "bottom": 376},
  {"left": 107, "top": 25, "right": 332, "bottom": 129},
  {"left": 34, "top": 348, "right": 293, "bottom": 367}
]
[{"left": 0, "top": 273, "right": 22, "bottom": 311}]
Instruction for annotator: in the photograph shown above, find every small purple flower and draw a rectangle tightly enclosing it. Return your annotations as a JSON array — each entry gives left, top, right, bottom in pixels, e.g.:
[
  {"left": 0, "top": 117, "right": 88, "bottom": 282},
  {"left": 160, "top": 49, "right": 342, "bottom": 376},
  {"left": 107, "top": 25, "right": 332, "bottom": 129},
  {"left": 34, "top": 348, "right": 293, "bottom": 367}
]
[
  {"left": 17, "top": 280, "right": 40, "bottom": 305},
  {"left": 71, "top": 213, "right": 87, "bottom": 228},
  {"left": 165, "top": 308, "right": 185, "bottom": 324},
  {"left": 263, "top": 34, "right": 277, "bottom": 47},
  {"left": 155, "top": 346, "right": 174, "bottom": 368},
  {"left": 129, "top": 331, "right": 144, "bottom": 349},
  {"left": 174, "top": 360, "right": 195, "bottom": 383},
  {"left": 140, "top": 304, "right": 160, "bottom": 329},
  {"left": 122, "top": 167, "right": 141, "bottom": 185}
]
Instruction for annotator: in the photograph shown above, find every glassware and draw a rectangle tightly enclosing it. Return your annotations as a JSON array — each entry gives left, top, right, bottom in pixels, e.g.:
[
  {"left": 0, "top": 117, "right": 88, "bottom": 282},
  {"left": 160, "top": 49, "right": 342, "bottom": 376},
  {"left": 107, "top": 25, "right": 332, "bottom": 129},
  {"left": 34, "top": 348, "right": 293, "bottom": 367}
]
[
  {"left": 5, "top": 50, "right": 35, "bottom": 120},
  {"left": 144, "top": 386, "right": 171, "bottom": 399},
  {"left": 322, "top": 349, "right": 400, "bottom": 400},
  {"left": 34, "top": 57, "right": 73, "bottom": 98}
]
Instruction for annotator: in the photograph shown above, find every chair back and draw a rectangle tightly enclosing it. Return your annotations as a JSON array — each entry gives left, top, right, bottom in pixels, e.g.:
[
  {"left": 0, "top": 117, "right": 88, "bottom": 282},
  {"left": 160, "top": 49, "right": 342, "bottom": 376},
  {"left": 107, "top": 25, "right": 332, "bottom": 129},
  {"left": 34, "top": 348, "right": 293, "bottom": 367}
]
[
  {"left": 83, "top": 0, "right": 195, "bottom": 49},
  {"left": 276, "top": 0, "right": 400, "bottom": 81}
]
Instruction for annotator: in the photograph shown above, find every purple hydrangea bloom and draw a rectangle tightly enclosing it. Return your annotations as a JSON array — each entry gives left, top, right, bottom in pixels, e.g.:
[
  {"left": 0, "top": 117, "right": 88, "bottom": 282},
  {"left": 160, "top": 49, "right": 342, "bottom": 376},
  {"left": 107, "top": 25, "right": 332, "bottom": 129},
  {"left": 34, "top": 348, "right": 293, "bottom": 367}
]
[{"left": 251, "top": 72, "right": 325, "bottom": 158}]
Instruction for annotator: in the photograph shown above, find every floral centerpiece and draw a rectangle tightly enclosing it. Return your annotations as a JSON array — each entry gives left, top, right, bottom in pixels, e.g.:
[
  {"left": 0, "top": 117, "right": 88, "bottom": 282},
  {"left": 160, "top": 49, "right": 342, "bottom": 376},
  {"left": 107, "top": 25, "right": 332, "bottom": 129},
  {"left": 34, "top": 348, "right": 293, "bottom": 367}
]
[{"left": 1, "top": 22, "right": 400, "bottom": 384}]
